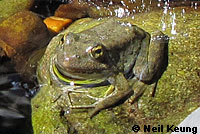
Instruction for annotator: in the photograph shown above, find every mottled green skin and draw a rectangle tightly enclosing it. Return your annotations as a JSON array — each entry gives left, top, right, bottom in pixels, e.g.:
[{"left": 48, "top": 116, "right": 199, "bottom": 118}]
[{"left": 32, "top": 7, "right": 200, "bottom": 134}]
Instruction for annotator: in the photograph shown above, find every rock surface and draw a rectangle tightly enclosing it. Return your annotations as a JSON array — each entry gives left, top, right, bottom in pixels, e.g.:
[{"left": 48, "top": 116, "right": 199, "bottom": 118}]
[
  {"left": 0, "top": 0, "right": 34, "bottom": 22},
  {"left": 0, "top": 11, "right": 50, "bottom": 79}
]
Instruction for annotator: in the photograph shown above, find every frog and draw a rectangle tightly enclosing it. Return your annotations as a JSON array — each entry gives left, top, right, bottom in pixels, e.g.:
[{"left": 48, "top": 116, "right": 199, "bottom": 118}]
[{"left": 37, "top": 17, "right": 169, "bottom": 118}]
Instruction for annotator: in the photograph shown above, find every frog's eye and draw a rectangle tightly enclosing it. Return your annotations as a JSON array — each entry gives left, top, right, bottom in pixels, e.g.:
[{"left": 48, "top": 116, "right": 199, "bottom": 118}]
[{"left": 89, "top": 45, "right": 105, "bottom": 61}]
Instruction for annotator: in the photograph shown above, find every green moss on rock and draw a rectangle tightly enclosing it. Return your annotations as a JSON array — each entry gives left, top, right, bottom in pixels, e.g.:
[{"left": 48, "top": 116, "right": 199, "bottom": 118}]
[{"left": 0, "top": 0, "right": 33, "bottom": 22}]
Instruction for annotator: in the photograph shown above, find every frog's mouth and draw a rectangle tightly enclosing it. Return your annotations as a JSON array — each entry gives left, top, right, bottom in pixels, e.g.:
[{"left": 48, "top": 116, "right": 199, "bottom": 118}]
[{"left": 52, "top": 63, "right": 109, "bottom": 86}]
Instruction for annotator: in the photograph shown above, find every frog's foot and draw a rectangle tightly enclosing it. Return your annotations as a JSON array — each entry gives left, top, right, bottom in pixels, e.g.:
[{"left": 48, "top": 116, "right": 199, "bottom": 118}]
[
  {"left": 69, "top": 86, "right": 118, "bottom": 118},
  {"left": 70, "top": 94, "right": 118, "bottom": 118},
  {"left": 62, "top": 88, "right": 89, "bottom": 107}
]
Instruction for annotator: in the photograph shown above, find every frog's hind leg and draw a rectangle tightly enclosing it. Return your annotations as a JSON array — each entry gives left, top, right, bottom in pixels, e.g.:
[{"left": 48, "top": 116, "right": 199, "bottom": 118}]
[{"left": 133, "top": 31, "right": 169, "bottom": 84}]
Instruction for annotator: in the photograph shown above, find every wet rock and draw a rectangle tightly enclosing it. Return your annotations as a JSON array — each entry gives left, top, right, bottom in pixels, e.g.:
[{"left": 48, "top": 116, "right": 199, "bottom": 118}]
[
  {"left": 0, "top": 11, "right": 50, "bottom": 79},
  {"left": 54, "top": 0, "right": 156, "bottom": 19},
  {"left": 0, "top": 0, "right": 34, "bottom": 22},
  {"left": 55, "top": 0, "right": 200, "bottom": 20}
]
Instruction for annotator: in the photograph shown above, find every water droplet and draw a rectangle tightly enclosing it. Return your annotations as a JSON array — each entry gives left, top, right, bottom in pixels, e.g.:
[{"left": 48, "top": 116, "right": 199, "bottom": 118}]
[{"left": 70, "top": 81, "right": 74, "bottom": 86}]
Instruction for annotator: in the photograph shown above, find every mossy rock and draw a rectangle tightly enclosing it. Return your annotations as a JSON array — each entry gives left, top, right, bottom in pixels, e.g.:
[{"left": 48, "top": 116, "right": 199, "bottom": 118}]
[{"left": 0, "top": 0, "right": 33, "bottom": 22}]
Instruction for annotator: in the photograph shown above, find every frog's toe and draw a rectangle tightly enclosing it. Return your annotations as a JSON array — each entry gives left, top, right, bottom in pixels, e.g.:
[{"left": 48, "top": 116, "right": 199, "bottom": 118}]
[
  {"left": 104, "top": 85, "right": 115, "bottom": 96},
  {"left": 70, "top": 104, "right": 96, "bottom": 109},
  {"left": 86, "top": 94, "right": 103, "bottom": 101}
]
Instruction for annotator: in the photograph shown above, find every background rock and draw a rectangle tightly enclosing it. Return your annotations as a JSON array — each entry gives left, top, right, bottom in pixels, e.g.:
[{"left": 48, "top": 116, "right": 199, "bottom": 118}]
[
  {"left": 0, "top": 11, "right": 50, "bottom": 79},
  {"left": 0, "top": 0, "right": 34, "bottom": 22}
]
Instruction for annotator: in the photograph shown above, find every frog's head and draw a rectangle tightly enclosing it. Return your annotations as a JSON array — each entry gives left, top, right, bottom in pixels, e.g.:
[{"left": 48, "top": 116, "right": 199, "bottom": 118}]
[{"left": 53, "top": 32, "right": 114, "bottom": 84}]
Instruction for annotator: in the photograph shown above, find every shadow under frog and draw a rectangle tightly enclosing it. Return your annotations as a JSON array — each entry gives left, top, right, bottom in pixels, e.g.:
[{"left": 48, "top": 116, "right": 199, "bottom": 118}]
[{"left": 47, "top": 18, "right": 169, "bottom": 118}]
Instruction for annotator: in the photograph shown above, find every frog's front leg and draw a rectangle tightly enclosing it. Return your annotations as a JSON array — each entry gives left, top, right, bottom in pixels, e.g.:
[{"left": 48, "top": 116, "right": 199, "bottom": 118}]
[
  {"left": 89, "top": 73, "right": 134, "bottom": 118},
  {"left": 69, "top": 73, "right": 133, "bottom": 118},
  {"left": 133, "top": 31, "right": 169, "bottom": 84}
]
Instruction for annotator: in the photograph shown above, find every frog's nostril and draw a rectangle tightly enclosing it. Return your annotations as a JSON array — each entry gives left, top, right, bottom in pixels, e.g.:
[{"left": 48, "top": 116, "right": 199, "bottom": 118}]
[{"left": 72, "top": 55, "right": 80, "bottom": 58}]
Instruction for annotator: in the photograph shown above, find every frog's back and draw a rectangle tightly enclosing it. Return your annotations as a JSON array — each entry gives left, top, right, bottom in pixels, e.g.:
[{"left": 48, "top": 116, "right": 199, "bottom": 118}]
[{"left": 79, "top": 18, "right": 137, "bottom": 49}]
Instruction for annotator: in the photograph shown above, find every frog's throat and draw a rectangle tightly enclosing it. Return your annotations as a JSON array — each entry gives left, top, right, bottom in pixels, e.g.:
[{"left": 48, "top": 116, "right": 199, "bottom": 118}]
[{"left": 52, "top": 64, "right": 108, "bottom": 86}]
